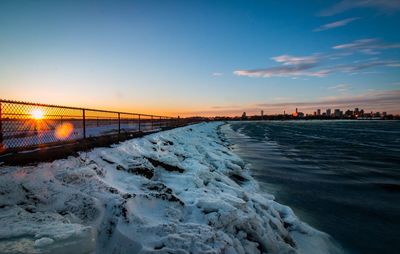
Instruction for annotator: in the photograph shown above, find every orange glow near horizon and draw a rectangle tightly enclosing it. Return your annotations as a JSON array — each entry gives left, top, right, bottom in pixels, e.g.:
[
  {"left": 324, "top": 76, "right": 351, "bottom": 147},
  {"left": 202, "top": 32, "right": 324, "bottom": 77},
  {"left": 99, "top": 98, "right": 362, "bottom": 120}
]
[
  {"left": 31, "top": 109, "right": 44, "bottom": 120},
  {"left": 3, "top": 95, "right": 397, "bottom": 119}
]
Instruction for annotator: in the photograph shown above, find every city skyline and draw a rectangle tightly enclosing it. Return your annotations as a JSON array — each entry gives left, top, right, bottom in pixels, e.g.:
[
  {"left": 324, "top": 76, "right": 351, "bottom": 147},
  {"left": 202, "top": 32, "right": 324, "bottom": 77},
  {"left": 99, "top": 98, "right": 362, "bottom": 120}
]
[
  {"left": 228, "top": 106, "right": 394, "bottom": 119},
  {"left": 0, "top": 0, "right": 400, "bottom": 116}
]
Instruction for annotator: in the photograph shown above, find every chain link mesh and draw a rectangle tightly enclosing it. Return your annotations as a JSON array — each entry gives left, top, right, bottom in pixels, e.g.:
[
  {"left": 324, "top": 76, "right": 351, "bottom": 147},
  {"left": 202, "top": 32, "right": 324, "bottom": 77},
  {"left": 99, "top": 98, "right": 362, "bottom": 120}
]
[{"left": 0, "top": 100, "right": 178, "bottom": 153}]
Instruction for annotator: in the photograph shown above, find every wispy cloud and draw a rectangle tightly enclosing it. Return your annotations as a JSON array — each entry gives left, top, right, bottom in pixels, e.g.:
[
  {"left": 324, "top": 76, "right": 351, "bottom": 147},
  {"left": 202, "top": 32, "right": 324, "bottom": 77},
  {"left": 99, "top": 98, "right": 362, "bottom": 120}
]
[
  {"left": 234, "top": 53, "right": 326, "bottom": 78},
  {"left": 313, "top": 17, "right": 360, "bottom": 32},
  {"left": 212, "top": 72, "right": 223, "bottom": 77},
  {"left": 333, "top": 38, "right": 400, "bottom": 54},
  {"left": 233, "top": 63, "right": 328, "bottom": 78},
  {"left": 320, "top": 59, "right": 400, "bottom": 75},
  {"left": 319, "top": 0, "right": 400, "bottom": 16},
  {"left": 328, "top": 84, "right": 351, "bottom": 92},
  {"left": 234, "top": 57, "right": 399, "bottom": 78},
  {"left": 234, "top": 38, "right": 400, "bottom": 79},
  {"left": 271, "top": 54, "right": 319, "bottom": 65}
]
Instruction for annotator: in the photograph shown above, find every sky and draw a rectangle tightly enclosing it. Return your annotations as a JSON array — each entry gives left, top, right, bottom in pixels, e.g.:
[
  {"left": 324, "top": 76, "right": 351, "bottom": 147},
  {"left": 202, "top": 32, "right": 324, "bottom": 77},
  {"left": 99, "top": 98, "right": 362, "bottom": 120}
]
[{"left": 0, "top": 0, "right": 400, "bottom": 116}]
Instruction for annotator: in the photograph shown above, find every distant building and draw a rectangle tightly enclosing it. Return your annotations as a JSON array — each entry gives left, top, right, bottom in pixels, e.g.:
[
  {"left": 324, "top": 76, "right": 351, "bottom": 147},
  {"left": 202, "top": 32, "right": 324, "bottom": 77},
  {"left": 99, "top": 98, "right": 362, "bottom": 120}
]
[
  {"left": 345, "top": 110, "right": 353, "bottom": 118},
  {"left": 326, "top": 109, "right": 331, "bottom": 117},
  {"left": 317, "top": 109, "right": 321, "bottom": 116},
  {"left": 242, "top": 112, "right": 247, "bottom": 120},
  {"left": 292, "top": 108, "right": 298, "bottom": 117},
  {"left": 334, "top": 109, "right": 342, "bottom": 118},
  {"left": 261, "top": 110, "right": 264, "bottom": 118},
  {"left": 293, "top": 108, "right": 304, "bottom": 118}
]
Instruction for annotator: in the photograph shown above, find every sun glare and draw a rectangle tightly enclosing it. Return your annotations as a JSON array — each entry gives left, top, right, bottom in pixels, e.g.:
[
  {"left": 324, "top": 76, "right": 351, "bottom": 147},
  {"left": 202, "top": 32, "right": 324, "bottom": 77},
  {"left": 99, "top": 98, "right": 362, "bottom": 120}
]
[
  {"left": 55, "top": 122, "right": 74, "bottom": 140},
  {"left": 31, "top": 109, "right": 44, "bottom": 120}
]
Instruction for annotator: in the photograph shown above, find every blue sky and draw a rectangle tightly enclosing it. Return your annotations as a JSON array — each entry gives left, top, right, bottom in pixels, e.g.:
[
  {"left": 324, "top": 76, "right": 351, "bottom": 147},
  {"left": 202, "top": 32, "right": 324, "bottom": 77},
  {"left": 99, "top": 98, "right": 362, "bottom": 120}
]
[{"left": 1, "top": 0, "right": 399, "bottom": 116}]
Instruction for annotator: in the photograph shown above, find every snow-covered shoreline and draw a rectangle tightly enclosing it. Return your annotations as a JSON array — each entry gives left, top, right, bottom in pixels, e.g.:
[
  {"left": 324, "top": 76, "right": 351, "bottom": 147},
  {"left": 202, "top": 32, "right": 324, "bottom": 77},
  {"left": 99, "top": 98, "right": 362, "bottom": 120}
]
[{"left": 0, "top": 122, "right": 343, "bottom": 254}]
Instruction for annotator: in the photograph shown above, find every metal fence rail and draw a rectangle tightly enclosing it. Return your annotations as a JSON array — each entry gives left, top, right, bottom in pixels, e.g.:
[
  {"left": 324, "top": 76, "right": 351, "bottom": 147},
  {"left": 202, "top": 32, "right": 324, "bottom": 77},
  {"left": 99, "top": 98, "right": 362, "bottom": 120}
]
[{"left": 0, "top": 99, "right": 181, "bottom": 153}]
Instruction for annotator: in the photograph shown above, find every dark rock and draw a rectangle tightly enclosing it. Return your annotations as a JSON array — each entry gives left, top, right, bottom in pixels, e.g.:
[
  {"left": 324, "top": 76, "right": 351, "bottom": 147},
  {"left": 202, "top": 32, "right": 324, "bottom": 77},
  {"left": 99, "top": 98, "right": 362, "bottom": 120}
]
[
  {"left": 144, "top": 182, "right": 184, "bottom": 205},
  {"left": 283, "top": 235, "right": 296, "bottom": 248},
  {"left": 154, "top": 243, "right": 165, "bottom": 250},
  {"left": 163, "top": 140, "right": 174, "bottom": 146},
  {"left": 58, "top": 210, "right": 68, "bottom": 216},
  {"left": 283, "top": 221, "right": 292, "bottom": 229},
  {"left": 146, "top": 157, "right": 184, "bottom": 173},
  {"left": 122, "top": 193, "right": 135, "bottom": 199},
  {"left": 101, "top": 157, "right": 115, "bottom": 164},
  {"left": 230, "top": 173, "right": 247, "bottom": 185},
  {"left": 24, "top": 207, "right": 36, "bottom": 213},
  {"left": 121, "top": 204, "right": 128, "bottom": 222},
  {"left": 93, "top": 166, "right": 105, "bottom": 177},
  {"left": 116, "top": 165, "right": 125, "bottom": 171},
  {"left": 108, "top": 187, "right": 119, "bottom": 194},
  {"left": 127, "top": 167, "right": 154, "bottom": 179},
  {"left": 21, "top": 184, "right": 29, "bottom": 193}
]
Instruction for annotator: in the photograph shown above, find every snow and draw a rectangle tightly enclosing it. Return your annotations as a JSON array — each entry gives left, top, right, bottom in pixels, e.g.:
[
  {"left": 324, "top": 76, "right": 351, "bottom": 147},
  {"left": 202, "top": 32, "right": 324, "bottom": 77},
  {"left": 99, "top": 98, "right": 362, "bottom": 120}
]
[{"left": 0, "top": 122, "right": 344, "bottom": 254}]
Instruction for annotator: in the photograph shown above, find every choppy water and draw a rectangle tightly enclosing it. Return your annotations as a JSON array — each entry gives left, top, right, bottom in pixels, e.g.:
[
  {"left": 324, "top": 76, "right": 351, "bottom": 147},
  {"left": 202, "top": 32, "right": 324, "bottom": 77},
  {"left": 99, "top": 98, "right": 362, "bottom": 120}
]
[{"left": 222, "top": 120, "right": 400, "bottom": 254}]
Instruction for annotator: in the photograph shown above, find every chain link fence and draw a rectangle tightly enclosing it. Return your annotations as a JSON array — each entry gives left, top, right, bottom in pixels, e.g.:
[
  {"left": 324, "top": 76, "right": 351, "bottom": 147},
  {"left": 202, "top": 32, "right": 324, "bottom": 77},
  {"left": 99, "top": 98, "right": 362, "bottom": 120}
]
[{"left": 0, "top": 99, "right": 179, "bottom": 153}]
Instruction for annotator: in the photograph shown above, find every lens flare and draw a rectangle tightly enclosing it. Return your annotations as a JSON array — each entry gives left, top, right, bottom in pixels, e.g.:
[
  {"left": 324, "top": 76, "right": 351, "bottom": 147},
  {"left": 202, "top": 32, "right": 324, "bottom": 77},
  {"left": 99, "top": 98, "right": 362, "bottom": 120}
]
[
  {"left": 31, "top": 109, "right": 44, "bottom": 120},
  {"left": 55, "top": 122, "right": 74, "bottom": 140}
]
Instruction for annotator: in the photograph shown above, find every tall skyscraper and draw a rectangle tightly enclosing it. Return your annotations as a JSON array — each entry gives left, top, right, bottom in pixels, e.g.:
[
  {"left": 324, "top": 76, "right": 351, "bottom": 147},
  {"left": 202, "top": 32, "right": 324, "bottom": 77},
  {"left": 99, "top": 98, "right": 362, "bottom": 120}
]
[
  {"left": 326, "top": 109, "right": 331, "bottom": 116},
  {"left": 317, "top": 109, "right": 321, "bottom": 116},
  {"left": 334, "top": 109, "right": 342, "bottom": 117}
]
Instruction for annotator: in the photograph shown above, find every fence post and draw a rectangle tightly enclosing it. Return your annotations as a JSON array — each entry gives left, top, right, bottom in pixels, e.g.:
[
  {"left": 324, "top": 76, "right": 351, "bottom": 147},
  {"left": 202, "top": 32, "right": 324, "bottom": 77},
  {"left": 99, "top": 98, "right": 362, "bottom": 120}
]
[
  {"left": 138, "top": 114, "right": 141, "bottom": 132},
  {"left": 151, "top": 116, "right": 154, "bottom": 130},
  {"left": 159, "top": 116, "right": 162, "bottom": 128},
  {"left": 0, "top": 101, "right": 3, "bottom": 150},
  {"left": 118, "top": 113, "right": 121, "bottom": 135},
  {"left": 82, "top": 109, "right": 86, "bottom": 139}
]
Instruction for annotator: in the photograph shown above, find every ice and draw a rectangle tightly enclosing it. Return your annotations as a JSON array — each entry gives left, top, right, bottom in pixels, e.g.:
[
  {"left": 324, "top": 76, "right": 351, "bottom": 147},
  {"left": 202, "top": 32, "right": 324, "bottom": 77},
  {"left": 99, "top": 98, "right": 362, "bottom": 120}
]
[{"left": 0, "top": 122, "right": 344, "bottom": 253}]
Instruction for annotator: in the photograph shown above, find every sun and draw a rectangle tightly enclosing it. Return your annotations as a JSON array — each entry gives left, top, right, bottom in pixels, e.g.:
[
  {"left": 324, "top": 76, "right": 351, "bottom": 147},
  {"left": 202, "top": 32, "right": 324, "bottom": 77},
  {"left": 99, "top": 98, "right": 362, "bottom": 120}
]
[{"left": 31, "top": 109, "right": 44, "bottom": 120}]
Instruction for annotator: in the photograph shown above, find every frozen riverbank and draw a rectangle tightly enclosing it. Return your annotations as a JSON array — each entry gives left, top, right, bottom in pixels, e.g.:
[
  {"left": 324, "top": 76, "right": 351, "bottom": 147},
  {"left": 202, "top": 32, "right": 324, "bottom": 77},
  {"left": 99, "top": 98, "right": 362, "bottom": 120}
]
[{"left": 0, "top": 122, "right": 342, "bottom": 254}]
